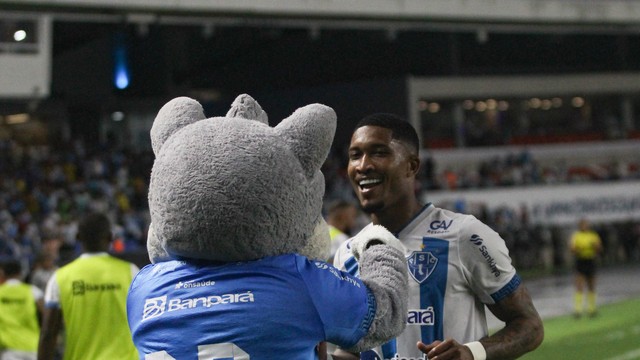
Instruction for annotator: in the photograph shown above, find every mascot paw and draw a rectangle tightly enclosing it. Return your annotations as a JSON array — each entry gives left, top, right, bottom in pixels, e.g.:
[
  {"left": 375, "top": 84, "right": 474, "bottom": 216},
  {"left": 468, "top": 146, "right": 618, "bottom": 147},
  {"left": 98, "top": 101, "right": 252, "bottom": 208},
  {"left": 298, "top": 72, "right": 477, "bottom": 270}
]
[{"left": 350, "top": 225, "right": 404, "bottom": 260}]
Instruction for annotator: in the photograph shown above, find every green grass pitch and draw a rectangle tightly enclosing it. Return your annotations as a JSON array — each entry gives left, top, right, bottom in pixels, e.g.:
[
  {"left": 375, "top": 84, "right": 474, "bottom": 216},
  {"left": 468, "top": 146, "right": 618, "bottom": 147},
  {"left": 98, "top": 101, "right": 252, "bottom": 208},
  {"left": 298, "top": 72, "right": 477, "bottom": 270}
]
[{"left": 520, "top": 297, "right": 640, "bottom": 360}]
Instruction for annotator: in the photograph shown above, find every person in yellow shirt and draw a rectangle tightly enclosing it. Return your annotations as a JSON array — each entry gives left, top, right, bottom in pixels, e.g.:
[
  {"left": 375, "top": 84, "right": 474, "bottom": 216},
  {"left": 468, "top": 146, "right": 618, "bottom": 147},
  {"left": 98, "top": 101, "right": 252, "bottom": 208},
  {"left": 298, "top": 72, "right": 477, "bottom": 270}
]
[
  {"left": 570, "top": 218, "right": 603, "bottom": 317},
  {"left": 0, "top": 259, "right": 44, "bottom": 360},
  {"left": 37, "top": 213, "right": 139, "bottom": 360}
]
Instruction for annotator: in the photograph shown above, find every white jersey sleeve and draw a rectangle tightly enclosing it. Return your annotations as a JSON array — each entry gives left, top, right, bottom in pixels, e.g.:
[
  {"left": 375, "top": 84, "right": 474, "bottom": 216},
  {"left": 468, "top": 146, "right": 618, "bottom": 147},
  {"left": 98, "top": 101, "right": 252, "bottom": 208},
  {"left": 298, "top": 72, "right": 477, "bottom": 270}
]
[
  {"left": 44, "top": 272, "right": 60, "bottom": 308},
  {"left": 31, "top": 284, "right": 44, "bottom": 302},
  {"left": 457, "top": 215, "right": 518, "bottom": 304}
]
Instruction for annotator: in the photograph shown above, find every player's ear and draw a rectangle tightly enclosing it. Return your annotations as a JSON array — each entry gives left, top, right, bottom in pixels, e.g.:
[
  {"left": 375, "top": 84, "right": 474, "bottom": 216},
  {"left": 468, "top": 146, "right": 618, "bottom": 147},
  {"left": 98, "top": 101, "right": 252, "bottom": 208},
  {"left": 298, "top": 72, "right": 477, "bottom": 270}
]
[{"left": 407, "top": 153, "right": 420, "bottom": 177}]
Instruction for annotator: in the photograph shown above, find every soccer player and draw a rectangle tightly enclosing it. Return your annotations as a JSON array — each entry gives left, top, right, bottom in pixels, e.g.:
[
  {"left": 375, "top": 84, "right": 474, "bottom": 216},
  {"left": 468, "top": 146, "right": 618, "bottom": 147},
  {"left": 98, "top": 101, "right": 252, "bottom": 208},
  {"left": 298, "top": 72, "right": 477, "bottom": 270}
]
[
  {"left": 0, "top": 259, "right": 44, "bottom": 360},
  {"left": 37, "top": 213, "right": 139, "bottom": 360},
  {"left": 332, "top": 113, "right": 544, "bottom": 360},
  {"left": 570, "top": 218, "right": 602, "bottom": 317}
]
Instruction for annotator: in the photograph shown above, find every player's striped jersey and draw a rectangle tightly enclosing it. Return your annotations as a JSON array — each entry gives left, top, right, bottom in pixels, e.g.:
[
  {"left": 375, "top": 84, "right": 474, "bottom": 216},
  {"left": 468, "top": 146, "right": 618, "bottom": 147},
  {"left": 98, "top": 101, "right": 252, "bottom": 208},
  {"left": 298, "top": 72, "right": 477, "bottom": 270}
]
[
  {"left": 127, "top": 254, "right": 376, "bottom": 360},
  {"left": 333, "top": 204, "right": 521, "bottom": 360}
]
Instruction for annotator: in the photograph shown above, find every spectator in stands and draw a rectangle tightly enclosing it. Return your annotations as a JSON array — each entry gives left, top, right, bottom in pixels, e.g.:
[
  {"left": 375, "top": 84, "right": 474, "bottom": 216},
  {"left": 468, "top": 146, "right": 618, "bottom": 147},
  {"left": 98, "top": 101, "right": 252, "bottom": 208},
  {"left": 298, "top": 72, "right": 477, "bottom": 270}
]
[
  {"left": 27, "top": 251, "right": 58, "bottom": 293},
  {"left": 570, "top": 218, "right": 603, "bottom": 317}
]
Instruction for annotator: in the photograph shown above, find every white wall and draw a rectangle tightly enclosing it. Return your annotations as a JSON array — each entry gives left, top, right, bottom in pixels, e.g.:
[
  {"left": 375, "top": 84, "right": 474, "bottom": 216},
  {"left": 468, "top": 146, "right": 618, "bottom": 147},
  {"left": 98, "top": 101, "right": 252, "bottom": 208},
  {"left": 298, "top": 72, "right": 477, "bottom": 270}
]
[
  {"left": 425, "top": 180, "right": 640, "bottom": 226},
  {"left": 0, "top": 15, "right": 51, "bottom": 99},
  {"left": 424, "top": 139, "right": 640, "bottom": 171}
]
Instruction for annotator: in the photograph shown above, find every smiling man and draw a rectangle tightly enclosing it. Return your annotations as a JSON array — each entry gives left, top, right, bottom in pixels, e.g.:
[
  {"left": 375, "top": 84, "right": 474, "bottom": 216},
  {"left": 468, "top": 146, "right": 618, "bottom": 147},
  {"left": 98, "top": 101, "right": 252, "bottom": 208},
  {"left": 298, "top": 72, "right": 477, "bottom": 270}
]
[{"left": 332, "top": 113, "right": 543, "bottom": 360}]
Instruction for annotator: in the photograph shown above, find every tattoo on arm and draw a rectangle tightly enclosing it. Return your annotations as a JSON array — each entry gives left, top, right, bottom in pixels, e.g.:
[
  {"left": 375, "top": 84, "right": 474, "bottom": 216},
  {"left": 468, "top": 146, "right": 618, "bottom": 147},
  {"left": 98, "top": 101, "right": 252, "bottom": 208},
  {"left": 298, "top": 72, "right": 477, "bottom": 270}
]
[{"left": 483, "top": 286, "right": 544, "bottom": 360}]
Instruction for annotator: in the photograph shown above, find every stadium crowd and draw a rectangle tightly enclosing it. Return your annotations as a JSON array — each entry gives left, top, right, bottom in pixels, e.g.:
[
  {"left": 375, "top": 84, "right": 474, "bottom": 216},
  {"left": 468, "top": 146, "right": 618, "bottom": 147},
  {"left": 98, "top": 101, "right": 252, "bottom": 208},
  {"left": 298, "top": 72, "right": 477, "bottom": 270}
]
[
  {"left": 0, "top": 138, "right": 153, "bottom": 282},
  {"left": 1, "top": 136, "right": 639, "bottom": 284}
]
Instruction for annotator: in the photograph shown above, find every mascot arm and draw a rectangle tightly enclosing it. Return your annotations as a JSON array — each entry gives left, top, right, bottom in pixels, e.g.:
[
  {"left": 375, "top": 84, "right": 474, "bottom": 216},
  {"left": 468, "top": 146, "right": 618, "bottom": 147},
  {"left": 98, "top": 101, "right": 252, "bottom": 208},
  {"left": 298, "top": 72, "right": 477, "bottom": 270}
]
[
  {"left": 349, "top": 225, "right": 404, "bottom": 261},
  {"left": 345, "top": 227, "right": 408, "bottom": 353}
]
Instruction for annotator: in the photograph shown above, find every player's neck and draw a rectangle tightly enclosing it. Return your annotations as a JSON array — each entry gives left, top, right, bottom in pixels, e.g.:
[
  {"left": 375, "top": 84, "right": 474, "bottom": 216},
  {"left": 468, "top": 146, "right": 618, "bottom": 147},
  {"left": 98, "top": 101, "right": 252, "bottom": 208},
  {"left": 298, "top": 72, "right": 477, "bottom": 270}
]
[{"left": 371, "top": 198, "right": 422, "bottom": 233}]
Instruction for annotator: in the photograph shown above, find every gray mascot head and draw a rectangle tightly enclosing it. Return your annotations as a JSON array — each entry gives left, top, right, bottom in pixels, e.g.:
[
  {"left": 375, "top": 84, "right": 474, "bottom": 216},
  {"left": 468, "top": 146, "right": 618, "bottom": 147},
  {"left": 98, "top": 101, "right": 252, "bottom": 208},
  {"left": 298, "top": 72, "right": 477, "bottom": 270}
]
[{"left": 146, "top": 94, "right": 335, "bottom": 263}]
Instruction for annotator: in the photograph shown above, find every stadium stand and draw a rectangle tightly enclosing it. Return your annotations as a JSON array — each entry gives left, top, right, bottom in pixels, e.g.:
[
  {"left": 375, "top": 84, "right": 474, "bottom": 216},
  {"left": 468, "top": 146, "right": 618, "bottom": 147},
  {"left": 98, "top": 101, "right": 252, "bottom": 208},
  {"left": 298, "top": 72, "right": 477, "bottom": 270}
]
[{"left": 1, "top": 0, "right": 640, "bottom": 276}]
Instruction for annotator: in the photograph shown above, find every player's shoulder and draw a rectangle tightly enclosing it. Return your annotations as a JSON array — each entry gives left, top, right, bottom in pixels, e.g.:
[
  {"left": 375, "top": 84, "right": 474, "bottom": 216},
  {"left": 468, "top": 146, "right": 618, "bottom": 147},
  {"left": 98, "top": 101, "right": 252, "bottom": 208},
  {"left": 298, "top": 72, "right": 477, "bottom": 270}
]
[
  {"left": 429, "top": 205, "right": 476, "bottom": 222},
  {"left": 421, "top": 205, "right": 480, "bottom": 232},
  {"left": 427, "top": 206, "right": 501, "bottom": 241}
]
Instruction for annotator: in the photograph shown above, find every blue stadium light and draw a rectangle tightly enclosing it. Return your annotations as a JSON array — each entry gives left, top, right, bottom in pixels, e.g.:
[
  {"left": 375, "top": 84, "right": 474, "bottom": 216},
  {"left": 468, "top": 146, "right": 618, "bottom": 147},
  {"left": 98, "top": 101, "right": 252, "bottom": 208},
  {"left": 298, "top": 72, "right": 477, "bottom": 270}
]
[
  {"left": 115, "top": 66, "right": 129, "bottom": 89},
  {"left": 114, "top": 33, "right": 130, "bottom": 90}
]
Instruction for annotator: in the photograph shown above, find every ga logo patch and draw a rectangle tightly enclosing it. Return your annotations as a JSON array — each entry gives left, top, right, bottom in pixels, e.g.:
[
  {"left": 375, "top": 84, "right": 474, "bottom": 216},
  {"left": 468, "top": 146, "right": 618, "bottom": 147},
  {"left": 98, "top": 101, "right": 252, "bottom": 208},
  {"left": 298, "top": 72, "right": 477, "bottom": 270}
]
[{"left": 407, "top": 251, "right": 438, "bottom": 283}]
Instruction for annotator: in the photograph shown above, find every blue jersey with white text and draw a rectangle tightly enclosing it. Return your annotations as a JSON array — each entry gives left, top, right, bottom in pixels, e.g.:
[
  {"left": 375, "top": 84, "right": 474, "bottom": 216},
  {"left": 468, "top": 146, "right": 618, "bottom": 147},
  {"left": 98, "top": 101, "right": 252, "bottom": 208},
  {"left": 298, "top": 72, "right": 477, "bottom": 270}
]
[
  {"left": 334, "top": 204, "right": 520, "bottom": 360},
  {"left": 127, "top": 254, "right": 375, "bottom": 360}
]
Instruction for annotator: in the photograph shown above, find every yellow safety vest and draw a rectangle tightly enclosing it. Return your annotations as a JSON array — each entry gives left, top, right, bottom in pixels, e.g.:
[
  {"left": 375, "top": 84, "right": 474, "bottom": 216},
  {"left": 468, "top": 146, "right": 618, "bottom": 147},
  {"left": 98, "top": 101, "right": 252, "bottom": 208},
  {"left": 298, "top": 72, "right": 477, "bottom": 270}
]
[
  {"left": 56, "top": 255, "right": 138, "bottom": 360},
  {"left": 0, "top": 281, "right": 39, "bottom": 352}
]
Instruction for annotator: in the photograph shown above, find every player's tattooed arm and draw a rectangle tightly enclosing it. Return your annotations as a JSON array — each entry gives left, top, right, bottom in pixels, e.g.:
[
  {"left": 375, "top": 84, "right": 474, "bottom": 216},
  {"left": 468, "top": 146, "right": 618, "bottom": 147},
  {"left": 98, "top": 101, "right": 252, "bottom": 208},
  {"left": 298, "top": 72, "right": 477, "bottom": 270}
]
[{"left": 484, "top": 285, "right": 544, "bottom": 359}]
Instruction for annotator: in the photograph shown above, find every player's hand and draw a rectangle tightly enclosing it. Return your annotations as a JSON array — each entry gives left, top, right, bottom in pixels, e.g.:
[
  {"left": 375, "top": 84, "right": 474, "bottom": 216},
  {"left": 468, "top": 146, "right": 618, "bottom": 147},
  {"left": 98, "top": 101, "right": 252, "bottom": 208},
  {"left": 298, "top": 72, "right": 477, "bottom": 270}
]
[{"left": 417, "top": 339, "right": 474, "bottom": 360}]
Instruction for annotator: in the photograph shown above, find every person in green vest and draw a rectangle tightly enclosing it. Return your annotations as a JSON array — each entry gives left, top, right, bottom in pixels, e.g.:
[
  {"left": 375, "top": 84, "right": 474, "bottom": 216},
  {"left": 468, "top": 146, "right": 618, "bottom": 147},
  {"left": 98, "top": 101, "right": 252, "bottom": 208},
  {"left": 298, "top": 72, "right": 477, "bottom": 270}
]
[
  {"left": 0, "top": 259, "right": 44, "bottom": 360},
  {"left": 37, "top": 213, "right": 139, "bottom": 360}
]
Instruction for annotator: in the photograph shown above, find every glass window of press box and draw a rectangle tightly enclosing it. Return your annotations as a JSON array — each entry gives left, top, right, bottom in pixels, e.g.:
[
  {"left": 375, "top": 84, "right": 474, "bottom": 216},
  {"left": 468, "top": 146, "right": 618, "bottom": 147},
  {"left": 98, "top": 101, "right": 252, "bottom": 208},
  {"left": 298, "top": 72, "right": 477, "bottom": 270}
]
[{"left": 419, "top": 95, "right": 640, "bottom": 149}]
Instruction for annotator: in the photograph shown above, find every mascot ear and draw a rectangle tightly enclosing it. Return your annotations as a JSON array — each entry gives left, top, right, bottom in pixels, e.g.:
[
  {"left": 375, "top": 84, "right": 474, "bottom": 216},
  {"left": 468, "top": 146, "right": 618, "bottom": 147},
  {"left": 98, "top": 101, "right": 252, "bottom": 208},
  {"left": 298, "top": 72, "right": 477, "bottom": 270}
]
[
  {"left": 226, "top": 94, "right": 269, "bottom": 125},
  {"left": 150, "top": 97, "right": 206, "bottom": 155},
  {"left": 276, "top": 104, "right": 337, "bottom": 178}
]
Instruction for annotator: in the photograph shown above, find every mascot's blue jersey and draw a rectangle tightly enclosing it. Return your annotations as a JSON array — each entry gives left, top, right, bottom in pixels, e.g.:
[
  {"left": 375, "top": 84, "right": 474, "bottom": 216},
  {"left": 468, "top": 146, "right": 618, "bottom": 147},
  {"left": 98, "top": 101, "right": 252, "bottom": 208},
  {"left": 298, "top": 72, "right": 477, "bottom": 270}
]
[{"left": 127, "top": 254, "right": 375, "bottom": 360}]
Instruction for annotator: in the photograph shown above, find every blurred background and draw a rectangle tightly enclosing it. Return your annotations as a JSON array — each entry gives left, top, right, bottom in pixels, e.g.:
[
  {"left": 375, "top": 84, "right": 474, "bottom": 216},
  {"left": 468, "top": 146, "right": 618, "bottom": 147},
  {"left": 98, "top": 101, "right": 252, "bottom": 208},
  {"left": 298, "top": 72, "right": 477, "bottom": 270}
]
[{"left": 0, "top": 0, "right": 639, "bottom": 276}]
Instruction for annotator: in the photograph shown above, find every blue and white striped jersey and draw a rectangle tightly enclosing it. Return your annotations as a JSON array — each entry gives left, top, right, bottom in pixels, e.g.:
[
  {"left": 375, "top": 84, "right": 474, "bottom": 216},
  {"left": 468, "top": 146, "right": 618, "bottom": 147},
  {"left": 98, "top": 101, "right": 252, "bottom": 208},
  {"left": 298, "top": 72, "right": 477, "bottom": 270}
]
[
  {"left": 334, "top": 204, "right": 521, "bottom": 360},
  {"left": 127, "top": 254, "right": 375, "bottom": 360}
]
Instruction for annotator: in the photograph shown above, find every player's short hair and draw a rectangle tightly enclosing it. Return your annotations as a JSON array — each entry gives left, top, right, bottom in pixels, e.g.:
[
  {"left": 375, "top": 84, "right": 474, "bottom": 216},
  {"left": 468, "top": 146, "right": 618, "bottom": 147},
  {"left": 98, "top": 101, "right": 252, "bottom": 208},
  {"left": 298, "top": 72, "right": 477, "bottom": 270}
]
[
  {"left": 1, "top": 259, "right": 22, "bottom": 277},
  {"left": 78, "top": 212, "right": 112, "bottom": 251},
  {"left": 355, "top": 113, "right": 419, "bottom": 154}
]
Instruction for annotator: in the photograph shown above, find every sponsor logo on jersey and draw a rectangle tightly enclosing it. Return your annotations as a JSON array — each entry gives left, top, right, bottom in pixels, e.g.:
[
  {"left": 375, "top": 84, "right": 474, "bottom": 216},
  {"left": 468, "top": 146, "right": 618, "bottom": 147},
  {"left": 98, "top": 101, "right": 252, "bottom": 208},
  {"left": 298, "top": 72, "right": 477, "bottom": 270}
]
[
  {"left": 407, "top": 251, "right": 437, "bottom": 283},
  {"left": 0, "top": 297, "right": 27, "bottom": 305},
  {"left": 72, "top": 280, "right": 122, "bottom": 295},
  {"left": 428, "top": 220, "right": 453, "bottom": 234},
  {"left": 175, "top": 280, "right": 215, "bottom": 289},
  {"left": 469, "top": 234, "right": 501, "bottom": 277},
  {"left": 315, "top": 261, "right": 361, "bottom": 288},
  {"left": 407, "top": 307, "right": 435, "bottom": 325},
  {"left": 142, "top": 291, "right": 254, "bottom": 321},
  {"left": 142, "top": 295, "right": 167, "bottom": 320}
]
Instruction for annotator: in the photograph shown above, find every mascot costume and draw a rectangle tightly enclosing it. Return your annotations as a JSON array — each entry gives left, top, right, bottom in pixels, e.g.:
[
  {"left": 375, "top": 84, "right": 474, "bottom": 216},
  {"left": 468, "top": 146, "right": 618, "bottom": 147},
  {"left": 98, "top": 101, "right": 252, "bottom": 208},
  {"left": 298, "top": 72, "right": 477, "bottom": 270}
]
[{"left": 126, "top": 95, "right": 409, "bottom": 359}]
